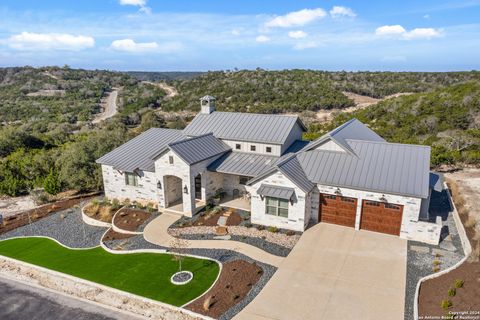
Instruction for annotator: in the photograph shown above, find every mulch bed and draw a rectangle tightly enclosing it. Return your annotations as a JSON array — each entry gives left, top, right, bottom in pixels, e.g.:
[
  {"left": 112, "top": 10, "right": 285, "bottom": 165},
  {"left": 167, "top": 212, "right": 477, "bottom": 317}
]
[
  {"left": 102, "top": 229, "right": 134, "bottom": 241},
  {"left": 418, "top": 182, "right": 480, "bottom": 317},
  {"left": 0, "top": 195, "right": 98, "bottom": 235},
  {"left": 113, "top": 208, "right": 151, "bottom": 232},
  {"left": 185, "top": 259, "right": 263, "bottom": 319},
  {"left": 188, "top": 209, "right": 244, "bottom": 227}
]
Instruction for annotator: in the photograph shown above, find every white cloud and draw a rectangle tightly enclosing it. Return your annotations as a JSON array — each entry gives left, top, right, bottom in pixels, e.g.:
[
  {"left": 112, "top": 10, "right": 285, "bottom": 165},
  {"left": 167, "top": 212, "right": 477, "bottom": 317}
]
[
  {"left": 330, "top": 6, "right": 356, "bottom": 18},
  {"left": 375, "top": 25, "right": 406, "bottom": 36},
  {"left": 423, "top": 14, "right": 430, "bottom": 19},
  {"left": 256, "top": 35, "right": 271, "bottom": 43},
  {"left": 231, "top": 29, "right": 241, "bottom": 36},
  {"left": 265, "top": 8, "right": 327, "bottom": 28},
  {"left": 293, "top": 41, "right": 318, "bottom": 50},
  {"left": 375, "top": 25, "right": 442, "bottom": 40},
  {"left": 119, "top": 0, "right": 146, "bottom": 6},
  {"left": 403, "top": 28, "right": 441, "bottom": 40},
  {"left": 288, "top": 30, "right": 307, "bottom": 39},
  {"left": 5, "top": 32, "right": 94, "bottom": 51},
  {"left": 110, "top": 39, "right": 159, "bottom": 52}
]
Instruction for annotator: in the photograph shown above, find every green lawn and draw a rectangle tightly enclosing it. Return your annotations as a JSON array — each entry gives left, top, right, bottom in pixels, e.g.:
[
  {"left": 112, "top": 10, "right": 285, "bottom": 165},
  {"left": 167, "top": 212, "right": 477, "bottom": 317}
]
[{"left": 0, "top": 237, "right": 219, "bottom": 306}]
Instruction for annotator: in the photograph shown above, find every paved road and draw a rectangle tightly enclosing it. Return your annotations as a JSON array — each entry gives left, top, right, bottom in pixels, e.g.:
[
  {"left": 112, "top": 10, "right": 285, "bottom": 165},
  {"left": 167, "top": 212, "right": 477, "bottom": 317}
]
[
  {"left": 235, "top": 223, "right": 407, "bottom": 320},
  {"left": 0, "top": 276, "right": 142, "bottom": 320},
  {"left": 93, "top": 89, "right": 118, "bottom": 124}
]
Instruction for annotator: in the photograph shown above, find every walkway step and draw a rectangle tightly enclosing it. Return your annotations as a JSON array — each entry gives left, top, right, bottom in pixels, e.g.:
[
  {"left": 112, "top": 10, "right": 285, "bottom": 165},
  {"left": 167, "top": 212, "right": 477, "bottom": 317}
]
[
  {"left": 217, "top": 216, "right": 227, "bottom": 226},
  {"left": 215, "top": 226, "right": 228, "bottom": 236},
  {"left": 213, "top": 235, "right": 232, "bottom": 240}
]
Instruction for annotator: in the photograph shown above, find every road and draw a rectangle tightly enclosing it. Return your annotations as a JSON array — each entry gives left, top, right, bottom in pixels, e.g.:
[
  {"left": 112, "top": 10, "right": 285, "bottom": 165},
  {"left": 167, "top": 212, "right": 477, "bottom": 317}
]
[
  {"left": 142, "top": 81, "right": 178, "bottom": 99},
  {"left": 93, "top": 89, "right": 119, "bottom": 124},
  {"left": 0, "top": 276, "right": 143, "bottom": 320}
]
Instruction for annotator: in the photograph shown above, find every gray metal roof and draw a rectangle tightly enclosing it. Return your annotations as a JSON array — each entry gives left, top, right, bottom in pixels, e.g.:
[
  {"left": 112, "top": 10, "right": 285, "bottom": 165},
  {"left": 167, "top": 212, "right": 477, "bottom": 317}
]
[
  {"left": 297, "top": 139, "right": 431, "bottom": 198},
  {"left": 257, "top": 184, "right": 296, "bottom": 201},
  {"left": 208, "top": 152, "right": 279, "bottom": 177},
  {"left": 183, "top": 112, "right": 307, "bottom": 145},
  {"left": 164, "top": 133, "right": 231, "bottom": 165},
  {"left": 302, "top": 118, "right": 385, "bottom": 155},
  {"left": 96, "top": 128, "right": 185, "bottom": 172},
  {"left": 277, "top": 155, "right": 315, "bottom": 193}
]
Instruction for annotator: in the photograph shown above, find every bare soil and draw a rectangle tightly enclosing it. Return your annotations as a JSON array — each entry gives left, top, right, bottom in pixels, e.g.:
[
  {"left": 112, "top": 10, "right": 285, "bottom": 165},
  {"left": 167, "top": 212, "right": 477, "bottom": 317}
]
[
  {"left": 418, "top": 170, "right": 480, "bottom": 317},
  {"left": 183, "top": 209, "right": 243, "bottom": 227},
  {"left": 185, "top": 260, "right": 263, "bottom": 319},
  {"left": 113, "top": 208, "right": 151, "bottom": 232},
  {"left": 102, "top": 229, "right": 134, "bottom": 241}
]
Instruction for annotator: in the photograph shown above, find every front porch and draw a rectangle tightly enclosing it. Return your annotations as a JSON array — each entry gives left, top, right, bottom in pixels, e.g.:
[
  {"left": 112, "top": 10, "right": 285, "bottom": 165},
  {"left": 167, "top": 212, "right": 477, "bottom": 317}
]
[
  {"left": 219, "top": 194, "right": 251, "bottom": 211},
  {"left": 165, "top": 199, "right": 206, "bottom": 214}
]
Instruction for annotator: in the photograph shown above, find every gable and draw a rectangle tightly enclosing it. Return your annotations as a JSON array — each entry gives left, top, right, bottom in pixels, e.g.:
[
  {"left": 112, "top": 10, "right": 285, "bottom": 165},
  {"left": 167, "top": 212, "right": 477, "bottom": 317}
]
[{"left": 313, "top": 139, "right": 347, "bottom": 152}]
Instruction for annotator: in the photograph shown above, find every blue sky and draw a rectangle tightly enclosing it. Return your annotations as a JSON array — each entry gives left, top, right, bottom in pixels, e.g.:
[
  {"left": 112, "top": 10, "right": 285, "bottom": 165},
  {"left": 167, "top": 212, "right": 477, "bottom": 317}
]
[{"left": 0, "top": 0, "right": 479, "bottom": 71}]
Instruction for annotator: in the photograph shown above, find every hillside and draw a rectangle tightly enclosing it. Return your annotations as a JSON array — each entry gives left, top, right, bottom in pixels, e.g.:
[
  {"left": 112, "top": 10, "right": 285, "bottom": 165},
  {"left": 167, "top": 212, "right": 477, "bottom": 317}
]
[{"left": 309, "top": 82, "right": 480, "bottom": 166}]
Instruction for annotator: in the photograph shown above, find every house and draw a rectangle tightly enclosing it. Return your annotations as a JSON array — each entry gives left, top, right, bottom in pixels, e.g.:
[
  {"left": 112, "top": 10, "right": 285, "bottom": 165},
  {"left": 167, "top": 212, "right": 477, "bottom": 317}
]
[{"left": 96, "top": 95, "right": 442, "bottom": 244}]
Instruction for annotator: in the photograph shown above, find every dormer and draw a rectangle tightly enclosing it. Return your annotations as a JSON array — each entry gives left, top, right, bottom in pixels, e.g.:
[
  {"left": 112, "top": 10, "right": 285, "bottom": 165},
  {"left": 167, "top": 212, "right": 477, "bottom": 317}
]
[{"left": 200, "top": 95, "right": 216, "bottom": 114}]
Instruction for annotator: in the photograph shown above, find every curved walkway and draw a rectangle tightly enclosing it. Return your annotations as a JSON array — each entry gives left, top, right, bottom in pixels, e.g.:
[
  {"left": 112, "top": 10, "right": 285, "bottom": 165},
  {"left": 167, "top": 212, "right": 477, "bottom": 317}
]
[{"left": 143, "top": 213, "right": 284, "bottom": 267}]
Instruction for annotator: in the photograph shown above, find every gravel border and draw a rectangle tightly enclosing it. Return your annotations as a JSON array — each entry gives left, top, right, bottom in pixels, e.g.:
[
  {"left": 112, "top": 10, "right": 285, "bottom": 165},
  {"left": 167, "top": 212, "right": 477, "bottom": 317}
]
[
  {"left": 177, "top": 233, "right": 291, "bottom": 257},
  {"left": 0, "top": 201, "right": 106, "bottom": 248},
  {"left": 404, "top": 189, "right": 465, "bottom": 320}
]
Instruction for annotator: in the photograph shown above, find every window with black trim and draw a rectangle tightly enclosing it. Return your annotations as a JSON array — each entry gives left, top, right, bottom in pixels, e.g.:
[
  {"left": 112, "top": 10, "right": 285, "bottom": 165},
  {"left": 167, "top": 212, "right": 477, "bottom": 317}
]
[
  {"left": 125, "top": 172, "right": 138, "bottom": 187},
  {"left": 266, "top": 146, "right": 272, "bottom": 153},
  {"left": 169, "top": 156, "right": 174, "bottom": 165},
  {"left": 365, "top": 201, "right": 380, "bottom": 207},
  {"left": 235, "top": 144, "right": 241, "bottom": 150},
  {"left": 341, "top": 197, "right": 355, "bottom": 203},
  {"left": 239, "top": 176, "right": 249, "bottom": 185},
  {"left": 385, "top": 203, "right": 401, "bottom": 210},
  {"left": 250, "top": 145, "right": 256, "bottom": 151},
  {"left": 324, "top": 194, "right": 336, "bottom": 200}
]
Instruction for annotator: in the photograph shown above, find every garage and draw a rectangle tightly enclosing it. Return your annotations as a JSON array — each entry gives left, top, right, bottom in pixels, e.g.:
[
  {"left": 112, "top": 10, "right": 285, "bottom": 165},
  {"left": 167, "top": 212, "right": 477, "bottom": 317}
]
[
  {"left": 319, "top": 193, "right": 357, "bottom": 228},
  {"left": 360, "top": 200, "right": 403, "bottom": 235}
]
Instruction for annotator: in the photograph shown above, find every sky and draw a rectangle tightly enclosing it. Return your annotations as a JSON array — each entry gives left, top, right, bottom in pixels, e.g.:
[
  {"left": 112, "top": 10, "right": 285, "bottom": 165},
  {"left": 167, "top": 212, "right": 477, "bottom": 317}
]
[{"left": 0, "top": 0, "right": 480, "bottom": 71}]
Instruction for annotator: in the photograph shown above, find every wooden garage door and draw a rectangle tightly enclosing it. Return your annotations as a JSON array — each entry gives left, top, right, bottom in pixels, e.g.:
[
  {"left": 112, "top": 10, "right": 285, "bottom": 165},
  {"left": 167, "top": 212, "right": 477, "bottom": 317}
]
[
  {"left": 360, "top": 200, "right": 403, "bottom": 236},
  {"left": 319, "top": 194, "right": 357, "bottom": 228}
]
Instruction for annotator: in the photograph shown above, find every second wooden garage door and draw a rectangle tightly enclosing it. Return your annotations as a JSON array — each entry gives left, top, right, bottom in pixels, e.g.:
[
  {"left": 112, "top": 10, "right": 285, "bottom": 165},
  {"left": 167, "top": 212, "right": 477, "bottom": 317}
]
[
  {"left": 319, "top": 194, "right": 357, "bottom": 228},
  {"left": 360, "top": 200, "right": 403, "bottom": 236}
]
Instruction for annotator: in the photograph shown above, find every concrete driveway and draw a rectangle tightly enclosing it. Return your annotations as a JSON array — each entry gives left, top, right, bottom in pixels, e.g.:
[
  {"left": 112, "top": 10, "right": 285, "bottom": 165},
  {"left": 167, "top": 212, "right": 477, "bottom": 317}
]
[{"left": 235, "top": 223, "right": 407, "bottom": 320}]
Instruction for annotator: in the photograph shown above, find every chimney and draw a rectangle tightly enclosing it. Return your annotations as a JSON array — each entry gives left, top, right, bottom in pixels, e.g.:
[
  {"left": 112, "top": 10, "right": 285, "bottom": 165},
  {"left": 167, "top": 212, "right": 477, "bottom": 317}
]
[{"left": 200, "top": 95, "right": 216, "bottom": 114}]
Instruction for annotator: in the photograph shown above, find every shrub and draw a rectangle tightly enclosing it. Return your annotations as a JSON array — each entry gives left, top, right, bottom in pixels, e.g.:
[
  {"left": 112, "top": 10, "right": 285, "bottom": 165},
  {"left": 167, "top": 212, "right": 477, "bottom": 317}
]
[
  {"left": 244, "top": 222, "right": 253, "bottom": 228},
  {"left": 448, "top": 288, "right": 456, "bottom": 297},
  {"left": 256, "top": 225, "right": 265, "bottom": 231},
  {"left": 286, "top": 230, "right": 296, "bottom": 236},
  {"left": 111, "top": 198, "right": 121, "bottom": 210},
  {"left": 433, "top": 266, "right": 440, "bottom": 272},
  {"left": 267, "top": 226, "right": 278, "bottom": 233},
  {"left": 146, "top": 203, "right": 155, "bottom": 213},
  {"left": 43, "top": 169, "right": 61, "bottom": 195},
  {"left": 433, "top": 259, "right": 441, "bottom": 266},
  {"left": 454, "top": 279, "right": 464, "bottom": 288},
  {"left": 91, "top": 199, "right": 99, "bottom": 206},
  {"left": 132, "top": 200, "right": 139, "bottom": 208},
  {"left": 441, "top": 299, "right": 452, "bottom": 310},
  {"left": 122, "top": 198, "right": 131, "bottom": 207}
]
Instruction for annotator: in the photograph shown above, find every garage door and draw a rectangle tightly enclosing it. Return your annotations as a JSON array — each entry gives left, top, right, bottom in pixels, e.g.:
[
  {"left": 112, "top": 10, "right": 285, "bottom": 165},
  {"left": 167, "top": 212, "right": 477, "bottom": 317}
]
[
  {"left": 319, "top": 194, "right": 357, "bottom": 228},
  {"left": 360, "top": 200, "right": 403, "bottom": 236}
]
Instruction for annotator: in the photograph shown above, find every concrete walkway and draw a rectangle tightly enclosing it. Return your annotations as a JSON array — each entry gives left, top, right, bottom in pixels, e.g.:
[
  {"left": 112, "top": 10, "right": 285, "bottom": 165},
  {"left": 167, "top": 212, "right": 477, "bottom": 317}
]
[
  {"left": 143, "top": 213, "right": 284, "bottom": 267},
  {"left": 235, "top": 223, "right": 407, "bottom": 320}
]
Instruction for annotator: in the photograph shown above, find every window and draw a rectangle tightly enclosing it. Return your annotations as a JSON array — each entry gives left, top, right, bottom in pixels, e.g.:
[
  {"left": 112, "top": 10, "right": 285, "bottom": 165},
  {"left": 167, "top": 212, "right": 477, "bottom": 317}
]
[
  {"left": 125, "top": 172, "right": 138, "bottom": 187},
  {"left": 265, "top": 197, "right": 289, "bottom": 218},
  {"left": 365, "top": 201, "right": 380, "bottom": 207},
  {"left": 250, "top": 145, "right": 256, "bottom": 151},
  {"left": 266, "top": 146, "right": 272, "bottom": 153},
  {"left": 341, "top": 197, "right": 355, "bottom": 203},
  {"left": 324, "top": 194, "right": 336, "bottom": 200},
  {"left": 239, "top": 176, "right": 249, "bottom": 185},
  {"left": 169, "top": 156, "right": 174, "bottom": 165},
  {"left": 235, "top": 144, "right": 241, "bottom": 150},
  {"left": 385, "top": 203, "right": 401, "bottom": 210}
]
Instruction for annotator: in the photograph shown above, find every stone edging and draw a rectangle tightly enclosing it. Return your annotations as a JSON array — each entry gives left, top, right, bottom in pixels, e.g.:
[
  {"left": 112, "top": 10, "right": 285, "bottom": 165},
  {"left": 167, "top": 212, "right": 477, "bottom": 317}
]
[
  {"left": 81, "top": 203, "right": 115, "bottom": 228},
  {"left": 171, "top": 271, "right": 194, "bottom": 285},
  {"left": 0, "top": 234, "right": 220, "bottom": 320},
  {"left": 111, "top": 208, "right": 143, "bottom": 235},
  {"left": 413, "top": 182, "right": 472, "bottom": 319}
]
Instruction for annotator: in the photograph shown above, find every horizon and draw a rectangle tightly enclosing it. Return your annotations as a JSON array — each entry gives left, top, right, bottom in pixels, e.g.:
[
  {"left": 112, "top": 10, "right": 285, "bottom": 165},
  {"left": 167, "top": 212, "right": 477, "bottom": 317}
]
[{"left": 1, "top": 1, "right": 480, "bottom": 71}]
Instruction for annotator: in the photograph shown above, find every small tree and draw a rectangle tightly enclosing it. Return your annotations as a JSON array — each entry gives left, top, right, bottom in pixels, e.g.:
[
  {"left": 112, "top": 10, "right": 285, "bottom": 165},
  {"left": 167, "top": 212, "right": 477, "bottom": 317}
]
[
  {"left": 169, "top": 237, "right": 189, "bottom": 272},
  {"left": 44, "top": 169, "right": 61, "bottom": 195}
]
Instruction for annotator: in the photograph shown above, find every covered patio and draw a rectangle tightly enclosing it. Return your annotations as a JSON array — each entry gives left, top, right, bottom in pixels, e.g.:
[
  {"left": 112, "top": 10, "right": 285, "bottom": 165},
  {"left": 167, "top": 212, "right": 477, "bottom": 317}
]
[{"left": 219, "top": 194, "right": 251, "bottom": 211}]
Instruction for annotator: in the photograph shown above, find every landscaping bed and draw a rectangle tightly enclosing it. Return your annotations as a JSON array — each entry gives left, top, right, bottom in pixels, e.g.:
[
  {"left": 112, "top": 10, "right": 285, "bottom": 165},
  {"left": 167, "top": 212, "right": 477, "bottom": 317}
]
[
  {"left": 113, "top": 207, "right": 159, "bottom": 232},
  {"left": 186, "top": 260, "right": 263, "bottom": 319},
  {"left": 83, "top": 199, "right": 120, "bottom": 223},
  {"left": 0, "top": 194, "right": 98, "bottom": 235},
  {"left": 0, "top": 237, "right": 220, "bottom": 307},
  {"left": 102, "top": 229, "right": 134, "bottom": 242},
  {"left": 418, "top": 177, "right": 480, "bottom": 318},
  {"left": 172, "top": 207, "right": 248, "bottom": 228}
]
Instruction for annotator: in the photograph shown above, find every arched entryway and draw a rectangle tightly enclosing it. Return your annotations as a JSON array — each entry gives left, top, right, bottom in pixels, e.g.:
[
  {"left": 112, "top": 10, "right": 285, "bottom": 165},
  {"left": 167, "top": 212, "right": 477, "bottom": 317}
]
[{"left": 164, "top": 175, "right": 183, "bottom": 209}]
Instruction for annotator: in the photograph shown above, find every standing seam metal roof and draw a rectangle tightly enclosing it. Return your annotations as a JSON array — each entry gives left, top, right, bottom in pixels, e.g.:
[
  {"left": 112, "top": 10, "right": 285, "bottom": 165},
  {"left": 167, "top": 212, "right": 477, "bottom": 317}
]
[
  {"left": 95, "top": 128, "right": 185, "bottom": 172},
  {"left": 183, "top": 112, "right": 306, "bottom": 144},
  {"left": 207, "top": 152, "right": 279, "bottom": 177},
  {"left": 257, "top": 184, "right": 296, "bottom": 201}
]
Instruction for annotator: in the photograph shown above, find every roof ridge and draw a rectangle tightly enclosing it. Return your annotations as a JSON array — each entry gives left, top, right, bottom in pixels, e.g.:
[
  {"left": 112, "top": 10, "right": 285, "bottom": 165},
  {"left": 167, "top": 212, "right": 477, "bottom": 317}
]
[
  {"left": 168, "top": 132, "right": 214, "bottom": 146},
  {"left": 328, "top": 118, "right": 358, "bottom": 136},
  {"left": 345, "top": 138, "right": 431, "bottom": 149},
  {"left": 210, "top": 111, "right": 300, "bottom": 119}
]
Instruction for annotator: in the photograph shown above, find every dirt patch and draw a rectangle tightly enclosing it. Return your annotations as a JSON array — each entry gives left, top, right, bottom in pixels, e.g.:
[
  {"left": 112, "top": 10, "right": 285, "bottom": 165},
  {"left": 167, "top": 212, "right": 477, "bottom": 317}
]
[
  {"left": 185, "top": 260, "right": 262, "bottom": 319},
  {"left": 83, "top": 203, "right": 117, "bottom": 223},
  {"left": 102, "top": 229, "right": 134, "bottom": 241},
  {"left": 181, "top": 209, "right": 244, "bottom": 227},
  {"left": 26, "top": 89, "right": 66, "bottom": 97},
  {"left": 418, "top": 171, "right": 480, "bottom": 317},
  {"left": 0, "top": 195, "right": 36, "bottom": 217},
  {"left": 113, "top": 208, "right": 151, "bottom": 232},
  {"left": 0, "top": 195, "right": 97, "bottom": 235}
]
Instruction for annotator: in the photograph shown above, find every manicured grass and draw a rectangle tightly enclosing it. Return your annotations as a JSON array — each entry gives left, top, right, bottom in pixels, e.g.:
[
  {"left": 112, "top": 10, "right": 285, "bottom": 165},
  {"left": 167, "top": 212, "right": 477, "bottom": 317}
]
[{"left": 0, "top": 237, "right": 219, "bottom": 306}]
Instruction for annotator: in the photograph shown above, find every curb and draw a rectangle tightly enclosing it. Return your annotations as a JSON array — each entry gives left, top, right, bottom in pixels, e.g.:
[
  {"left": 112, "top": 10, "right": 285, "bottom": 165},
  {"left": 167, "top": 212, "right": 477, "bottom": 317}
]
[{"left": 413, "top": 182, "right": 472, "bottom": 319}]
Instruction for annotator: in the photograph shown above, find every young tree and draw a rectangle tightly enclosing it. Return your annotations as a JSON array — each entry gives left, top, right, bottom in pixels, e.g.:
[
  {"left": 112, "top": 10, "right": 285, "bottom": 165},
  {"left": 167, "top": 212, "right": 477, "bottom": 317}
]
[
  {"left": 169, "top": 237, "right": 190, "bottom": 272},
  {"left": 43, "top": 168, "right": 61, "bottom": 195}
]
